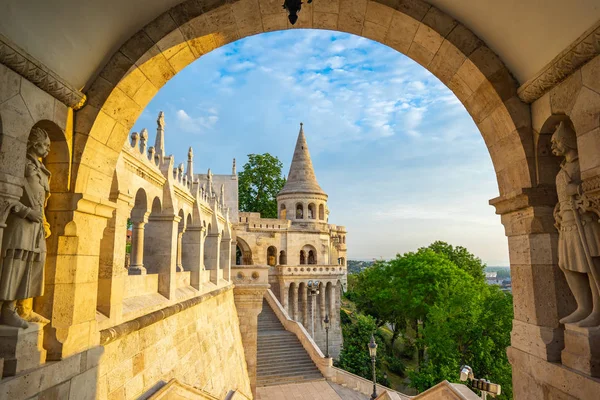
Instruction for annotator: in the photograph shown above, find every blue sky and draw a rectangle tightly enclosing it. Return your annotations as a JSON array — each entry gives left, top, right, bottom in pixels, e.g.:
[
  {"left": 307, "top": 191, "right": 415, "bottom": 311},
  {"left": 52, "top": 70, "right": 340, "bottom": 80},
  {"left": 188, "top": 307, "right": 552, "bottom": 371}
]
[{"left": 132, "top": 29, "right": 509, "bottom": 266}]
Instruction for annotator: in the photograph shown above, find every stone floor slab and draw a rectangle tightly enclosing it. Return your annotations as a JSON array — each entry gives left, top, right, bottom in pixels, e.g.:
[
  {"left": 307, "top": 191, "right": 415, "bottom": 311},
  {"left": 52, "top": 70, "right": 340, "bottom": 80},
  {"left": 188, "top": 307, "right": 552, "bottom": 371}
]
[{"left": 256, "top": 381, "right": 370, "bottom": 400}]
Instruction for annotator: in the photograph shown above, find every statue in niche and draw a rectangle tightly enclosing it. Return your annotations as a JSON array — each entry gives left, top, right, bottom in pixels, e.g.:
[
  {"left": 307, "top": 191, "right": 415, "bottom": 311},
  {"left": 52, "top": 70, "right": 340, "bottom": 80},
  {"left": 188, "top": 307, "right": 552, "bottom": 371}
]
[
  {"left": 0, "top": 127, "right": 51, "bottom": 328},
  {"left": 552, "top": 121, "right": 600, "bottom": 327}
]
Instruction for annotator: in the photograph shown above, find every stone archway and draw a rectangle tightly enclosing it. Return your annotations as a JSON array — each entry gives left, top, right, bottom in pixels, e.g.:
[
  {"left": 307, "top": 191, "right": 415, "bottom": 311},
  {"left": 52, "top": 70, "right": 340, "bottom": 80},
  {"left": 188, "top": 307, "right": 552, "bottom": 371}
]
[
  {"left": 65, "top": 0, "right": 558, "bottom": 396},
  {"left": 73, "top": 0, "right": 533, "bottom": 202}
]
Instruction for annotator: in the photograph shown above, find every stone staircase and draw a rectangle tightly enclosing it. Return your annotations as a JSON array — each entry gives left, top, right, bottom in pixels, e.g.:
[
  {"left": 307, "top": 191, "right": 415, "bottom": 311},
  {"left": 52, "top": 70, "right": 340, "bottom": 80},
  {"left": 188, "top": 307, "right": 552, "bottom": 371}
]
[{"left": 257, "top": 299, "right": 324, "bottom": 386}]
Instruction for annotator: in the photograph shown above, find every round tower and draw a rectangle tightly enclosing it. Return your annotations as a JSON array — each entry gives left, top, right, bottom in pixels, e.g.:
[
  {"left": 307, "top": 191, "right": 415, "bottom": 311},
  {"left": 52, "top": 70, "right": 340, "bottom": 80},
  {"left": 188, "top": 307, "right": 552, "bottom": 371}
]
[{"left": 277, "top": 123, "right": 328, "bottom": 224}]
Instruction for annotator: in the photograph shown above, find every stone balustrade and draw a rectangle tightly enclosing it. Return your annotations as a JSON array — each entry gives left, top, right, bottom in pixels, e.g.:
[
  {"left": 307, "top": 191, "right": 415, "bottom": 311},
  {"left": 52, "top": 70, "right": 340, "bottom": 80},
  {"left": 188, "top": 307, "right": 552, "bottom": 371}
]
[{"left": 278, "top": 264, "right": 346, "bottom": 276}]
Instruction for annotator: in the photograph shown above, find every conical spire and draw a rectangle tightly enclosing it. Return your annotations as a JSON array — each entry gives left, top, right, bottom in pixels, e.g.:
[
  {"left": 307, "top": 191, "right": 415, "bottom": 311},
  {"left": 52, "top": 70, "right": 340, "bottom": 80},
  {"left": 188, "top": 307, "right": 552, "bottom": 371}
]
[{"left": 278, "top": 123, "right": 326, "bottom": 196}]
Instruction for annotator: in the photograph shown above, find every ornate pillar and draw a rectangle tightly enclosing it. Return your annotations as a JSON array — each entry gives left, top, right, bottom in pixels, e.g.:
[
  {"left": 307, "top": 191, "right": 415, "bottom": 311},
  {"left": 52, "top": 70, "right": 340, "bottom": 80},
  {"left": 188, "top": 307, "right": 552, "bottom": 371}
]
[
  {"left": 292, "top": 284, "right": 298, "bottom": 321},
  {"left": 205, "top": 232, "right": 222, "bottom": 284},
  {"left": 220, "top": 236, "right": 232, "bottom": 282},
  {"left": 232, "top": 266, "right": 270, "bottom": 399},
  {"left": 40, "top": 195, "right": 115, "bottom": 360},
  {"left": 97, "top": 191, "right": 133, "bottom": 323},
  {"left": 319, "top": 287, "right": 326, "bottom": 324},
  {"left": 182, "top": 225, "right": 205, "bottom": 290},
  {"left": 129, "top": 211, "right": 149, "bottom": 275},
  {"left": 302, "top": 284, "right": 308, "bottom": 327},
  {"left": 176, "top": 228, "right": 184, "bottom": 272},
  {"left": 144, "top": 214, "right": 180, "bottom": 299},
  {"left": 329, "top": 283, "right": 337, "bottom": 326},
  {"left": 280, "top": 283, "right": 289, "bottom": 314}
]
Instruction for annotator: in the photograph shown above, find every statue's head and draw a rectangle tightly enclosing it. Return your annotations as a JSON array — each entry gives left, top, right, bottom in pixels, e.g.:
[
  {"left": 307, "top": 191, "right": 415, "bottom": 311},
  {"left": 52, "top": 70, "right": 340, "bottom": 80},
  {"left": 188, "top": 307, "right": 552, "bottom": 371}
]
[
  {"left": 27, "top": 127, "right": 51, "bottom": 159},
  {"left": 551, "top": 121, "right": 577, "bottom": 157}
]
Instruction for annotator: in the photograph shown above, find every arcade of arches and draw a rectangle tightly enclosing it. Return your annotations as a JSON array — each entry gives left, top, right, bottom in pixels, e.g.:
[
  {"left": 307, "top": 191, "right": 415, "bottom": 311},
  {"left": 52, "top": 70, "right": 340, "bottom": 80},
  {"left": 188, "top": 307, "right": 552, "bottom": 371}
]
[{"left": 0, "top": 0, "right": 600, "bottom": 399}]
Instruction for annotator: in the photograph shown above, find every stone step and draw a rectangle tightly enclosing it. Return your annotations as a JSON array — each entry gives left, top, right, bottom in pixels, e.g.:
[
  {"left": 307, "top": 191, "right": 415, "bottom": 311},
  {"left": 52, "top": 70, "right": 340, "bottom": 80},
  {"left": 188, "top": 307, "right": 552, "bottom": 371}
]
[
  {"left": 256, "top": 374, "right": 325, "bottom": 386},
  {"left": 256, "top": 298, "right": 323, "bottom": 386}
]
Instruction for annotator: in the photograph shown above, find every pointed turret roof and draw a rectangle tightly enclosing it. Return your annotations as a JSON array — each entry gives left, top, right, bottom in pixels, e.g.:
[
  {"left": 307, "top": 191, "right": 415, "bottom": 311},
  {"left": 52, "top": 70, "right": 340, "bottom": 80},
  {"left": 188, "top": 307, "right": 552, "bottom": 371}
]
[{"left": 278, "top": 123, "right": 326, "bottom": 196}]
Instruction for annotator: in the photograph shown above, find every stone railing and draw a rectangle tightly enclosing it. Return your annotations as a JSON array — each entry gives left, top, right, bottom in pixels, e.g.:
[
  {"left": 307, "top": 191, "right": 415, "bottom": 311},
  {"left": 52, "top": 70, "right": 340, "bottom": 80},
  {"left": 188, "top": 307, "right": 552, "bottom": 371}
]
[
  {"left": 264, "top": 289, "right": 333, "bottom": 375},
  {"left": 231, "top": 265, "right": 270, "bottom": 286},
  {"left": 278, "top": 264, "right": 346, "bottom": 276},
  {"left": 329, "top": 367, "right": 410, "bottom": 399}
]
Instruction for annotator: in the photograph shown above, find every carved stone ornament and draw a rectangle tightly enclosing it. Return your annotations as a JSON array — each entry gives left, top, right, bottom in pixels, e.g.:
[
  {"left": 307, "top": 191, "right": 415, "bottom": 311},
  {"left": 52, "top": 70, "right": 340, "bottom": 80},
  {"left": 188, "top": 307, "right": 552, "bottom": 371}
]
[
  {"left": 552, "top": 121, "right": 600, "bottom": 327},
  {"left": 0, "top": 127, "right": 52, "bottom": 329},
  {"left": 518, "top": 22, "right": 600, "bottom": 103},
  {"left": 0, "top": 34, "right": 86, "bottom": 109}
]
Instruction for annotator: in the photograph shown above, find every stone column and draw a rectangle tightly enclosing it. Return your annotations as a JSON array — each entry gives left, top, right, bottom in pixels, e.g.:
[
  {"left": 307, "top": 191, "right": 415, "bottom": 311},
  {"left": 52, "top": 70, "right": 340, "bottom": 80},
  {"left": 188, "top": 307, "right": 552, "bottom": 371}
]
[
  {"left": 220, "top": 236, "right": 232, "bottom": 282},
  {"left": 39, "top": 196, "right": 114, "bottom": 360},
  {"left": 280, "top": 283, "right": 289, "bottom": 314},
  {"left": 491, "top": 188, "right": 578, "bottom": 399},
  {"left": 205, "top": 232, "right": 222, "bottom": 284},
  {"left": 301, "top": 284, "right": 308, "bottom": 327},
  {"left": 129, "top": 211, "right": 149, "bottom": 275},
  {"left": 232, "top": 266, "right": 270, "bottom": 399},
  {"left": 176, "top": 228, "right": 184, "bottom": 272},
  {"left": 97, "top": 192, "right": 133, "bottom": 322},
  {"left": 319, "top": 288, "right": 326, "bottom": 323},
  {"left": 182, "top": 225, "right": 205, "bottom": 291},
  {"left": 292, "top": 284, "right": 298, "bottom": 321},
  {"left": 145, "top": 214, "right": 180, "bottom": 299}
]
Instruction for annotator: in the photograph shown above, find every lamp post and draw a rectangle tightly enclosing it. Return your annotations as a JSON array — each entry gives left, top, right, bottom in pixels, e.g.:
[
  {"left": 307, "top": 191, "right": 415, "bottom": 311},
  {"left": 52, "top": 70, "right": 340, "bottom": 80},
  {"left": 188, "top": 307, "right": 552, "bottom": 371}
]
[
  {"left": 307, "top": 280, "right": 320, "bottom": 338},
  {"left": 324, "top": 314, "right": 330, "bottom": 358},
  {"left": 459, "top": 365, "right": 501, "bottom": 399},
  {"left": 368, "top": 333, "right": 378, "bottom": 400}
]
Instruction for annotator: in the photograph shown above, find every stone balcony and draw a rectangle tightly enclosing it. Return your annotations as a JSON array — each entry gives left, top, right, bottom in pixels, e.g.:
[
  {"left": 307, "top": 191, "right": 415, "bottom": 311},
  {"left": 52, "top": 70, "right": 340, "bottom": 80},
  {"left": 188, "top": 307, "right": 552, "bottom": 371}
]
[{"left": 277, "top": 265, "right": 346, "bottom": 277}]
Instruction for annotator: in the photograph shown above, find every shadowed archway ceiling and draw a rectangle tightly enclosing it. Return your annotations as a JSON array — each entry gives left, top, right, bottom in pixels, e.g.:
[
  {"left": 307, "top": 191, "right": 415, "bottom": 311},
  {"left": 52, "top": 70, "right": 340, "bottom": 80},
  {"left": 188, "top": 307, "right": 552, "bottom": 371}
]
[{"left": 0, "top": 0, "right": 599, "bottom": 89}]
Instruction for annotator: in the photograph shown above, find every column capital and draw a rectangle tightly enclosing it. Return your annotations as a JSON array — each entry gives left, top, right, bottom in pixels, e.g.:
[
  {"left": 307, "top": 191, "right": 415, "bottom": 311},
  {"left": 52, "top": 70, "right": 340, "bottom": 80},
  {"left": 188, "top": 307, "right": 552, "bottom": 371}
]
[{"left": 489, "top": 186, "right": 557, "bottom": 215}]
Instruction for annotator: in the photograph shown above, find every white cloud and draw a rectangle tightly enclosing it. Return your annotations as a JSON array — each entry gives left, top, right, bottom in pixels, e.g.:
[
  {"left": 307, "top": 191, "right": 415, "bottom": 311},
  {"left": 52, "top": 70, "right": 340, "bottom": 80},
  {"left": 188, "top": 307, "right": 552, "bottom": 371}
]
[
  {"left": 132, "top": 30, "right": 507, "bottom": 264},
  {"left": 175, "top": 109, "right": 219, "bottom": 134}
]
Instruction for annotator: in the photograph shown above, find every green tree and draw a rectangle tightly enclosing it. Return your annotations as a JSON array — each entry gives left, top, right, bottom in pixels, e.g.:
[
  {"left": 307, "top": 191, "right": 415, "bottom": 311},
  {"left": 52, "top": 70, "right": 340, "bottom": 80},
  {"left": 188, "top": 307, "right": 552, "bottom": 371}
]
[
  {"left": 387, "top": 249, "right": 473, "bottom": 367},
  {"left": 238, "top": 153, "right": 286, "bottom": 218},
  {"left": 425, "top": 241, "right": 486, "bottom": 283},
  {"left": 337, "top": 313, "right": 387, "bottom": 382}
]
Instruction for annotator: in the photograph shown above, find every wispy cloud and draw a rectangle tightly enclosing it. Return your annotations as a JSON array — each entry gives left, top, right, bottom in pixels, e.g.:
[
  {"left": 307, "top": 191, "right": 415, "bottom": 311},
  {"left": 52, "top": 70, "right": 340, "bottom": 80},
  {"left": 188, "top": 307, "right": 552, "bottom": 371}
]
[
  {"left": 132, "top": 30, "right": 508, "bottom": 265},
  {"left": 175, "top": 108, "right": 218, "bottom": 134}
]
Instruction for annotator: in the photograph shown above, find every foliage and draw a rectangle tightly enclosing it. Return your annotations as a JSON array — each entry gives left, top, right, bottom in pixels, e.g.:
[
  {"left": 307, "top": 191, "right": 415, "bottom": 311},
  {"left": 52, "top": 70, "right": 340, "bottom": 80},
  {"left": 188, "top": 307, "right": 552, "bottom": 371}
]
[
  {"left": 238, "top": 153, "right": 286, "bottom": 218},
  {"left": 424, "top": 241, "right": 486, "bottom": 283},
  {"left": 347, "top": 260, "right": 374, "bottom": 274},
  {"left": 386, "top": 354, "right": 405, "bottom": 375},
  {"left": 341, "top": 242, "right": 514, "bottom": 399},
  {"left": 338, "top": 313, "right": 387, "bottom": 383}
]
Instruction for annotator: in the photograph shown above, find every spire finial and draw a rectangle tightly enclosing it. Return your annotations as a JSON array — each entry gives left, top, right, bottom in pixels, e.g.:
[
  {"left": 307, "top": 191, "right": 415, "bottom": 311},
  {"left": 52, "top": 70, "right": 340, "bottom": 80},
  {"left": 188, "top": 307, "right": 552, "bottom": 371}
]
[
  {"left": 278, "top": 123, "right": 326, "bottom": 197},
  {"left": 155, "top": 111, "right": 166, "bottom": 159},
  {"left": 232, "top": 158, "right": 236, "bottom": 175}
]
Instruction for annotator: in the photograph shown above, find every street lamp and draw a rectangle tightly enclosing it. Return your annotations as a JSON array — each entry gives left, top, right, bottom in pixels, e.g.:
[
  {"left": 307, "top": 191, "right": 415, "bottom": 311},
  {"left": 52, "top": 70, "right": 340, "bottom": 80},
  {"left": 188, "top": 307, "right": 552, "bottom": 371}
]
[
  {"left": 324, "top": 314, "right": 330, "bottom": 358},
  {"left": 459, "top": 365, "right": 501, "bottom": 399},
  {"left": 307, "top": 280, "right": 320, "bottom": 337},
  {"left": 368, "top": 333, "right": 378, "bottom": 400}
]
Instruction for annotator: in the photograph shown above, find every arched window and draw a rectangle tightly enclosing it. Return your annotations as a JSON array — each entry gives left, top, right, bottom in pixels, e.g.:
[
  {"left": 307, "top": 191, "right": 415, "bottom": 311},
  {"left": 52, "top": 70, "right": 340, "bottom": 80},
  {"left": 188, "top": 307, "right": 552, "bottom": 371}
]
[
  {"left": 296, "top": 203, "right": 304, "bottom": 219},
  {"left": 308, "top": 203, "right": 315, "bottom": 219},
  {"left": 300, "top": 250, "right": 306, "bottom": 265},
  {"left": 279, "top": 250, "right": 287, "bottom": 265},
  {"left": 342, "top": 236, "right": 346, "bottom": 244},
  {"left": 267, "top": 246, "right": 277, "bottom": 266},
  {"left": 308, "top": 250, "right": 316, "bottom": 265},
  {"left": 280, "top": 203, "right": 287, "bottom": 219},
  {"left": 236, "top": 246, "right": 243, "bottom": 265},
  {"left": 319, "top": 204, "right": 324, "bottom": 220}
]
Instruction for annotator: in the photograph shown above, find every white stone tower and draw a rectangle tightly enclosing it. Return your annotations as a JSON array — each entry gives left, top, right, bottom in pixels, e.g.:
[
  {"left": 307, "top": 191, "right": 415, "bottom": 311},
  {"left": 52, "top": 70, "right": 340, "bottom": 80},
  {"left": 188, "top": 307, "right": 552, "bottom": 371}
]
[{"left": 277, "top": 123, "right": 328, "bottom": 224}]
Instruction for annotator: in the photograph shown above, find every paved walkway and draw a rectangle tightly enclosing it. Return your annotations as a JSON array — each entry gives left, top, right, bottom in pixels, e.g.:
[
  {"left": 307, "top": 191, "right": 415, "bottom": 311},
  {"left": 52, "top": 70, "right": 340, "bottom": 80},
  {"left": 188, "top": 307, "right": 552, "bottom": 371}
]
[{"left": 256, "top": 380, "right": 369, "bottom": 400}]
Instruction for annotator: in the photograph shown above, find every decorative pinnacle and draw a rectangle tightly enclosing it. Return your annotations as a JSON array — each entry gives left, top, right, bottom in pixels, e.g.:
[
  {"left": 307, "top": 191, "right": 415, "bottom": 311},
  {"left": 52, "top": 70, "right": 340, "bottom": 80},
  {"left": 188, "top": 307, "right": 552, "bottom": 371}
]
[
  {"left": 188, "top": 147, "right": 193, "bottom": 160},
  {"left": 157, "top": 111, "right": 165, "bottom": 129}
]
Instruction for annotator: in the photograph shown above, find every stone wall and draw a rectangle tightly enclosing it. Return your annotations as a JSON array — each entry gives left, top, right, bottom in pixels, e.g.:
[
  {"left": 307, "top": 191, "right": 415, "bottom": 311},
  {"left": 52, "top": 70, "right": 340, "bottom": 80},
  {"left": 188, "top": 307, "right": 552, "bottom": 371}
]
[
  {"left": 98, "top": 286, "right": 251, "bottom": 400},
  {"left": 0, "top": 286, "right": 252, "bottom": 400}
]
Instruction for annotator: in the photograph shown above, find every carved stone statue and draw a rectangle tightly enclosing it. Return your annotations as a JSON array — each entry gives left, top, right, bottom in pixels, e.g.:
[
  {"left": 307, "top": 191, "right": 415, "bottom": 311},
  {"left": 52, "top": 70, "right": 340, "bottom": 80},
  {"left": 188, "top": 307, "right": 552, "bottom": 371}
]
[
  {"left": 0, "top": 127, "right": 51, "bottom": 328},
  {"left": 552, "top": 121, "right": 600, "bottom": 327}
]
